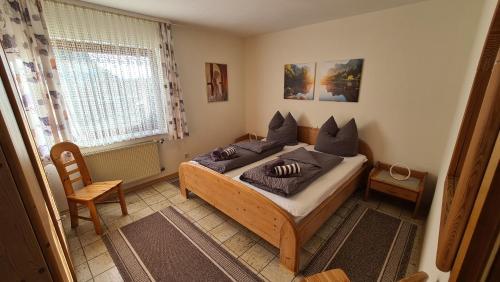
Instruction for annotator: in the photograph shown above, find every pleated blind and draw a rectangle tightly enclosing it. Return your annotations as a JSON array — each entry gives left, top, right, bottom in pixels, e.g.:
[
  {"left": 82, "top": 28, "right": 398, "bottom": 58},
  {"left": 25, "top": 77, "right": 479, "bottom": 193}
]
[{"left": 44, "top": 1, "right": 169, "bottom": 147}]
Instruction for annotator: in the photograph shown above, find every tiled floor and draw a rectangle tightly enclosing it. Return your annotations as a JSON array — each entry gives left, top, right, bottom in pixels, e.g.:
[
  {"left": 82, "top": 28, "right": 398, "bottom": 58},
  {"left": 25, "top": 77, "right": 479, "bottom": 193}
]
[{"left": 62, "top": 180, "right": 425, "bottom": 282}]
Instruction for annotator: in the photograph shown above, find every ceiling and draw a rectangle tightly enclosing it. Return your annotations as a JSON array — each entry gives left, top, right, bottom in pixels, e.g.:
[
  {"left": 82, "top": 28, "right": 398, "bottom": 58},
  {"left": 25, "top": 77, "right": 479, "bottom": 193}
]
[{"left": 82, "top": 0, "right": 427, "bottom": 37}]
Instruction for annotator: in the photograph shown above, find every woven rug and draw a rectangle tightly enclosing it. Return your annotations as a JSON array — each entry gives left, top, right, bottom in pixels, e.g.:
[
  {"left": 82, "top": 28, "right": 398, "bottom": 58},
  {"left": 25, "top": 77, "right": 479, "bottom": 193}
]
[
  {"left": 103, "top": 207, "right": 262, "bottom": 282},
  {"left": 303, "top": 205, "right": 417, "bottom": 282}
]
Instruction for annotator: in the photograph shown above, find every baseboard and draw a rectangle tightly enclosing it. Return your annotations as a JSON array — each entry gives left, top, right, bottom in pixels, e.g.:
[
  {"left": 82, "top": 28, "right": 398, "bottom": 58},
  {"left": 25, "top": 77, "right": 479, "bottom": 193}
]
[{"left": 124, "top": 172, "right": 179, "bottom": 194}]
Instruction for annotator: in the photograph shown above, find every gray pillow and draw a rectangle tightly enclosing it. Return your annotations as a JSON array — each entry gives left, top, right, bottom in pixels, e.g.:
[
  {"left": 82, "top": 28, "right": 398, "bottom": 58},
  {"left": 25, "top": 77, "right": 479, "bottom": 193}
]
[
  {"left": 267, "top": 112, "right": 298, "bottom": 145},
  {"left": 314, "top": 117, "right": 358, "bottom": 157}
]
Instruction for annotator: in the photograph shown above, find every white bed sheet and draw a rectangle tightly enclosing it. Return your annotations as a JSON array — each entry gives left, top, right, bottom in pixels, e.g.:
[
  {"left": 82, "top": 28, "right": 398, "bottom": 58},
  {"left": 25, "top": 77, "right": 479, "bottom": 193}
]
[
  {"left": 232, "top": 145, "right": 367, "bottom": 221},
  {"left": 189, "top": 143, "right": 367, "bottom": 222}
]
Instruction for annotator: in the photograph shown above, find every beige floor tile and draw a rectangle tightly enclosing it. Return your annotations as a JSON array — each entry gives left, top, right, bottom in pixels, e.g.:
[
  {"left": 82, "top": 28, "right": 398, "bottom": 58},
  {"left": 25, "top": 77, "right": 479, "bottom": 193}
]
[
  {"left": 186, "top": 205, "right": 212, "bottom": 221},
  {"left": 223, "top": 232, "right": 257, "bottom": 256},
  {"left": 175, "top": 199, "right": 201, "bottom": 212},
  {"left": 67, "top": 236, "right": 81, "bottom": 250},
  {"left": 260, "top": 257, "right": 294, "bottom": 282},
  {"left": 79, "top": 230, "right": 102, "bottom": 247},
  {"left": 70, "top": 247, "right": 87, "bottom": 267},
  {"left": 88, "top": 252, "right": 115, "bottom": 277},
  {"left": 124, "top": 193, "right": 142, "bottom": 204},
  {"left": 123, "top": 201, "right": 148, "bottom": 215},
  {"left": 97, "top": 202, "right": 122, "bottom": 214},
  {"left": 75, "top": 262, "right": 92, "bottom": 282},
  {"left": 210, "top": 221, "right": 240, "bottom": 242},
  {"left": 258, "top": 240, "right": 279, "bottom": 256},
  {"left": 153, "top": 182, "right": 177, "bottom": 193},
  {"left": 83, "top": 238, "right": 107, "bottom": 260},
  {"left": 149, "top": 200, "right": 172, "bottom": 212},
  {"left": 161, "top": 189, "right": 180, "bottom": 199},
  {"left": 136, "top": 187, "right": 160, "bottom": 200},
  {"left": 105, "top": 215, "right": 133, "bottom": 231},
  {"left": 302, "top": 235, "right": 325, "bottom": 254},
  {"left": 169, "top": 194, "right": 188, "bottom": 205},
  {"left": 93, "top": 266, "right": 123, "bottom": 282},
  {"left": 130, "top": 207, "right": 155, "bottom": 221},
  {"left": 360, "top": 197, "right": 381, "bottom": 209},
  {"left": 197, "top": 212, "right": 226, "bottom": 231},
  {"left": 142, "top": 194, "right": 167, "bottom": 206},
  {"left": 240, "top": 244, "right": 275, "bottom": 272},
  {"left": 378, "top": 202, "right": 402, "bottom": 217}
]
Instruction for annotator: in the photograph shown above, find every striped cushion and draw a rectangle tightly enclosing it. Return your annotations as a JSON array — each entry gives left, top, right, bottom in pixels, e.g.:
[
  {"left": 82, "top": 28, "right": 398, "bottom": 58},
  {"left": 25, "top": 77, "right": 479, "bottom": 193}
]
[
  {"left": 274, "top": 162, "right": 301, "bottom": 176},
  {"left": 221, "top": 146, "right": 236, "bottom": 158}
]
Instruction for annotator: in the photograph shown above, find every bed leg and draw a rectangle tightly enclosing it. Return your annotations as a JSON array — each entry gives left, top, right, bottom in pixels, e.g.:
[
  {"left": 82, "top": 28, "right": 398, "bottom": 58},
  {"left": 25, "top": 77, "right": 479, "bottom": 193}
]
[
  {"left": 279, "top": 222, "right": 299, "bottom": 273},
  {"left": 180, "top": 185, "right": 189, "bottom": 199}
]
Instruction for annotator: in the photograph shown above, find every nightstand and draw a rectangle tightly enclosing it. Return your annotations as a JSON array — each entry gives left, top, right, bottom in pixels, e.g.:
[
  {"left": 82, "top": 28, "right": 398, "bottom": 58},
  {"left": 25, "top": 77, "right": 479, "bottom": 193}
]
[
  {"left": 365, "top": 162, "right": 427, "bottom": 217},
  {"left": 234, "top": 133, "right": 264, "bottom": 142}
]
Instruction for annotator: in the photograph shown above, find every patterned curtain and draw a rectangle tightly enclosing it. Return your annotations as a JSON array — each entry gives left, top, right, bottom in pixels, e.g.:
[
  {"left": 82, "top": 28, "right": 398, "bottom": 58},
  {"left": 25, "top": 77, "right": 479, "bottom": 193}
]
[
  {"left": 159, "top": 23, "right": 189, "bottom": 139},
  {"left": 0, "top": 0, "right": 71, "bottom": 163}
]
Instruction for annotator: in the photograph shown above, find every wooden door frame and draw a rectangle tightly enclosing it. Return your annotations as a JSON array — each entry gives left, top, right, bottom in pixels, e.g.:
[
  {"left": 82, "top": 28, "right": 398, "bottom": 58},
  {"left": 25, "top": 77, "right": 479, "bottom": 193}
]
[
  {"left": 451, "top": 134, "right": 499, "bottom": 281},
  {"left": 437, "top": 1, "right": 500, "bottom": 273},
  {"left": 0, "top": 45, "right": 74, "bottom": 279}
]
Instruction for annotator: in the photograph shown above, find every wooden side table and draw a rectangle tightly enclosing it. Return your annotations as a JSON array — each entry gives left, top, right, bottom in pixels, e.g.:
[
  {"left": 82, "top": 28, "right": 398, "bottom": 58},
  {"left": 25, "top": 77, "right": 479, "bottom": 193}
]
[
  {"left": 365, "top": 162, "right": 427, "bottom": 217},
  {"left": 234, "top": 133, "right": 264, "bottom": 142},
  {"left": 304, "top": 268, "right": 350, "bottom": 282}
]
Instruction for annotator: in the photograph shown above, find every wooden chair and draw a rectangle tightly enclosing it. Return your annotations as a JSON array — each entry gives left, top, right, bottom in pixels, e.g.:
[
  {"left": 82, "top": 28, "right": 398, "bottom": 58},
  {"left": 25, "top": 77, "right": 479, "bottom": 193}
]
[{"left": 50, "top": 142, "right": 128, "bottom": 235}]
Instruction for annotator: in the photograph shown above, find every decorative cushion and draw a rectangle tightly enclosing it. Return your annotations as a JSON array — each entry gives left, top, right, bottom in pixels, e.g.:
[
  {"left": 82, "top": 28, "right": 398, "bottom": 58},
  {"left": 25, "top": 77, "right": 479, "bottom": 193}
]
[
  {"left": 267, "top": 111, "right": 298, "bottom": 145},
  {"left": 314, "top": 117, "right": 359, "bottom": 157}
]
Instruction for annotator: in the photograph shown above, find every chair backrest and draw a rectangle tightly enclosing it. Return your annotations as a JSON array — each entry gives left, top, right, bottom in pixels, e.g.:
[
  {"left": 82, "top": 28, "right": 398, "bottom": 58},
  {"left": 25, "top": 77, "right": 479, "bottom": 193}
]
[{"left": 50, "top": 142, "right": 92, "bottom": 197}]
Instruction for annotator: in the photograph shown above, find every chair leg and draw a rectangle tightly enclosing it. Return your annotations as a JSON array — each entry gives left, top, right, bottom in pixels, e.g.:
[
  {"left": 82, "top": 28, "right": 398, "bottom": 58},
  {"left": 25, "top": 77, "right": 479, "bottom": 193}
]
[
  {"left": 87, "top": 201, "right": 102, "bottom": 235},
  {"left": 117, "top": 185, "right": 128, "bottom": 215},
  {"left": 68, "top": 201, "right": 79, "bottom": 228}
]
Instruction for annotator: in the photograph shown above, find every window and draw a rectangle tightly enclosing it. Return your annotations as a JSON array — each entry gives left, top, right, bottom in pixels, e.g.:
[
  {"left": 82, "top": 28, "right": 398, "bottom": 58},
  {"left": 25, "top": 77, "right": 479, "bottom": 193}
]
[{"left": 44, "top": 1, "right": 169, "bottom": 147}]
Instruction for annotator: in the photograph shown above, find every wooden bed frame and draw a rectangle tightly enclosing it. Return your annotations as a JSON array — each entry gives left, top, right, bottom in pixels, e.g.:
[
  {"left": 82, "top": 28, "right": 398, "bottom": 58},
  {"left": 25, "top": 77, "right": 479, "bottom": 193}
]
[{"left": 179, "top": 126, "right": 373, "bottom": 273}]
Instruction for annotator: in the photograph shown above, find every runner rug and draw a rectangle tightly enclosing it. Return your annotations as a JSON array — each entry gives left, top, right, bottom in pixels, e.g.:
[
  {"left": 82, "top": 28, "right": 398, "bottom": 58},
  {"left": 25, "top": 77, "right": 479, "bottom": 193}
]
[
  {"left": 103, "top": 207, "right": 262, "bottom": 282},
  {"left": 302, "top": 205, "right": 417, "bottom": 282}
]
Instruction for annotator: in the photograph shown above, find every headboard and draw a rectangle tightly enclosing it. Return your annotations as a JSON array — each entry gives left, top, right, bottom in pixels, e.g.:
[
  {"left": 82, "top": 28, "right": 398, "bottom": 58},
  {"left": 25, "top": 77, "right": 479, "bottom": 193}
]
[{"left": 298, "top": 126, "right": 373, "bottom": 165}]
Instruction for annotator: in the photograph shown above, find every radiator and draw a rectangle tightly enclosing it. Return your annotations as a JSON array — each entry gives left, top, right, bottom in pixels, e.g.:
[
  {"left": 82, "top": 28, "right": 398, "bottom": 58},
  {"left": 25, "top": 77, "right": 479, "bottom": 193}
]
[{"left": 83, "top": 142, "right": 162, "bottom": 184}]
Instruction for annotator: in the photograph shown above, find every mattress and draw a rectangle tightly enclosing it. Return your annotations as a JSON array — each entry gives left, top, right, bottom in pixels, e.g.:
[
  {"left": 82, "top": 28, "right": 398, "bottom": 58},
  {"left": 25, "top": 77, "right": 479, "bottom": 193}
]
[
  {"left": 232, "top": 145, "right": 367, "bottom": 221},
  {"left": 190, "top": 143, "right": 367, "bottom": 222}
]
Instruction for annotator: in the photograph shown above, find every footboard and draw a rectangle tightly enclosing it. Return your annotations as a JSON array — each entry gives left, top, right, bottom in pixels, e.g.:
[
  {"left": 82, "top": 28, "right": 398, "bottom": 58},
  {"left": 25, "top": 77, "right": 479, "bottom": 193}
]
[{"left": 179, "top": 162, "right": 301, "bottom": 272}]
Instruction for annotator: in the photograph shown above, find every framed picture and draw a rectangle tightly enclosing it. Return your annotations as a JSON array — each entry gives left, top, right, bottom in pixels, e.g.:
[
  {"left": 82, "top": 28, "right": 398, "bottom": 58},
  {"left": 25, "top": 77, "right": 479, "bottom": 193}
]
[
  {"left": 317, "top": 59, "right": 364, "bottom": 102},
  {"left": 205, "top": 63, "right": 228, "bottom": 102},
  {"left": 283, "top": 62, "right": 316, "bottom": 100}
]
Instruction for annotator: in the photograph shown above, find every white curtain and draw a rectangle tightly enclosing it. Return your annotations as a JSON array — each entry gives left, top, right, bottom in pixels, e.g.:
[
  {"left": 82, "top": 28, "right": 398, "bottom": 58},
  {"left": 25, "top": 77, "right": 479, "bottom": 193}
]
[{"left": 44, "top": 1, "right": 170, "bottom": 147}]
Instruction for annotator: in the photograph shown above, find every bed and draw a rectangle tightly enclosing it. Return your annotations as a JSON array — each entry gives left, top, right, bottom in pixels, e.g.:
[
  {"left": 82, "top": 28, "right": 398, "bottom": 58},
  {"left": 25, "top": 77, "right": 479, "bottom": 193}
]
[{"left": 179, "top": 126, "right": 373, "bottom": 273}]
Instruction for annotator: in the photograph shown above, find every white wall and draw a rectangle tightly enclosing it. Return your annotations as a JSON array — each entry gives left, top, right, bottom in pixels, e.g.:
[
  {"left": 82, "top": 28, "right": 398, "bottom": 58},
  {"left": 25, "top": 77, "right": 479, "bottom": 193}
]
[
  {"left": 418, "top": 0, "right": 497, "bottom": 280},
  {"left": 159, "top": 25, "right": 246, "bottom": 173},
  {"left": 242, "top": 0, "right": 487, "bottom": 198},
  {"left": 47, "top": 24, "right": 246, "bottom": 211}
]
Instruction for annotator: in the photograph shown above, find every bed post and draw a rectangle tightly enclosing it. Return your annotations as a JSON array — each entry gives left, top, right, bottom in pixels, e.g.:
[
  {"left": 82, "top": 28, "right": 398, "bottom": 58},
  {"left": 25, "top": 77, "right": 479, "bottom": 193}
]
[
  {"left": 179, "top": 164, "right": 189, "bottom": 199},
  {"left": 279, "top": 221, "right": 299, "bottom": 273}
]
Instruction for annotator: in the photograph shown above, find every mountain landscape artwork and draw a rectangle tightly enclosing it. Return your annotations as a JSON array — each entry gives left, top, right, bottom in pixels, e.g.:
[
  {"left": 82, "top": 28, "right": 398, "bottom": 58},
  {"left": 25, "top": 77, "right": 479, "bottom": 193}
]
[
  {"left": 283, "top": 63, "right": 316, "bottom": 100},
  {"left": 318, "top": 59, "right": 364, "bottom": 102}
]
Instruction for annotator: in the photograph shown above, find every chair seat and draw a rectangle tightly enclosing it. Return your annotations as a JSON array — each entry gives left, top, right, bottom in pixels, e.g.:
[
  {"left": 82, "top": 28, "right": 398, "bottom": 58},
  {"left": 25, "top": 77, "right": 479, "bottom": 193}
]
[{"left": 67, "top": 180, "right": 123, "bottom": 201}]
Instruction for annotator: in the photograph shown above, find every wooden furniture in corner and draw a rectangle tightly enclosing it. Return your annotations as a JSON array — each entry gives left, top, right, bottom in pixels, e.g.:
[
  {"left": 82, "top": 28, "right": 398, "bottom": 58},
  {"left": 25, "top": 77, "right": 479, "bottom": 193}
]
[
  {"left": 304, "top": 269, "right": 428, "bottom": 282},
  {"left": 50, "top": 142, "right": 128, "bottom": 235},
  {"left": 179, "top": 126, "right": 373, "bottom": 273},
  {"left": 234, "top": 133, "right": 264, "bottom": 142},
  {"left": 304, "top": 269, "right": 350, "bottom": 282},
  {"left": 365, "top": 162, "right": 427, "bottom": 217}
]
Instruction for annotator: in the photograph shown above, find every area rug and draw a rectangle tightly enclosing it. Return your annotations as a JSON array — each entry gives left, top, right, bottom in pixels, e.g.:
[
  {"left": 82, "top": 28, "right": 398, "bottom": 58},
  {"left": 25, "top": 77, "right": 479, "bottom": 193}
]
[
  {"left": 302, "top": 205, "right": 417, "bottom": 282},
  {"left": 103, "top": 207, "right": 262, "bottom": 282}
]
